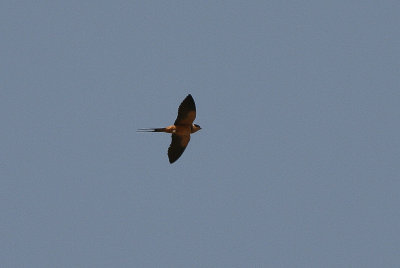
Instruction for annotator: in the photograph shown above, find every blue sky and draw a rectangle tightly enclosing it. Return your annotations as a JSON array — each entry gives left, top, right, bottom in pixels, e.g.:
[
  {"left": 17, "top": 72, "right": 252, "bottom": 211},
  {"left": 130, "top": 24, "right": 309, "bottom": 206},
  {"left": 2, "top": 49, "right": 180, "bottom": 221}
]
[{"left": 1, "top": 1, "right": 399, "bottom": 267}]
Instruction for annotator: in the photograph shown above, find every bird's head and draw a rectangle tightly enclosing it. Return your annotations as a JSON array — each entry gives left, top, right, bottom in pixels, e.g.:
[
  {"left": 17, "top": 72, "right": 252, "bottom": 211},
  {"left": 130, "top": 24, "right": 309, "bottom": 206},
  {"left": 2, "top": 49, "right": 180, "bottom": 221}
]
[{"left": 192, "top": 124, "right": 202, "bottom": 133}]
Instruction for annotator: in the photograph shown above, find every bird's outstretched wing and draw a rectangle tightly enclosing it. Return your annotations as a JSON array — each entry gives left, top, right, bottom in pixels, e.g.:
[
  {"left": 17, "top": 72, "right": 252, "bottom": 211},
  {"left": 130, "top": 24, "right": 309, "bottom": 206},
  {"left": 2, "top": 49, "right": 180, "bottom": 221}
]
[
  {"left": 174, "top": 94, "right": 196, "bottom": 125},
  {"left": 168, "top": 133, "right": 191, "bottom": 163}
]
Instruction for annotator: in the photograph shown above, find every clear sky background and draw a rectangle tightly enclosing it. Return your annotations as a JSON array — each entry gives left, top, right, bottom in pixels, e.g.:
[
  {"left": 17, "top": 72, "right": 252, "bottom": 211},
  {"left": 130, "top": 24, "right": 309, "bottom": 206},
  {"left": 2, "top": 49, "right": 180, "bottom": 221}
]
[{"left": 1, "top": 1, "right": 399, "bottom": 267}]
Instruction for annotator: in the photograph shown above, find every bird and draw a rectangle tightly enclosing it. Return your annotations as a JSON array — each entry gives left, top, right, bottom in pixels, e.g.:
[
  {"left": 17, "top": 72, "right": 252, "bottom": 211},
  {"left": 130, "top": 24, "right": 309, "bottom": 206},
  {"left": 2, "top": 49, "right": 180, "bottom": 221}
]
[{"left": 137, "top": 94, "right": 201, "bottom": 163}]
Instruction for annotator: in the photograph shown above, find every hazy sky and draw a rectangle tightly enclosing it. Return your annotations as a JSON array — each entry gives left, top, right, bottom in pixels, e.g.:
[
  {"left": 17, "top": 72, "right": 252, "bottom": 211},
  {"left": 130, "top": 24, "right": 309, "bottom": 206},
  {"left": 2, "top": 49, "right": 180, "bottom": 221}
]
[{"left": 1, "top": 1, "right": 399, "bottom": 267}]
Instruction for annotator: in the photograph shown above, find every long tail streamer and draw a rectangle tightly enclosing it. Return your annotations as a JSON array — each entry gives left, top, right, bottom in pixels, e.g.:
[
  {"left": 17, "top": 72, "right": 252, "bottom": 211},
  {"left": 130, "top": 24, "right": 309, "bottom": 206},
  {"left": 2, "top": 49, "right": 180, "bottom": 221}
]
[{"left": 136, "top": 128, "right": 166, "bottom": 132}]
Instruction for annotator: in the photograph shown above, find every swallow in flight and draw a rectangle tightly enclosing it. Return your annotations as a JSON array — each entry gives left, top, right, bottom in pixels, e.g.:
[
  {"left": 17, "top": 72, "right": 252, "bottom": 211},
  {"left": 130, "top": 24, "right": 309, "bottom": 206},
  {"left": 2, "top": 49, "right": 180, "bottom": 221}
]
[{"left": 138, "top": 94, "right": 201, "bottom": 163}]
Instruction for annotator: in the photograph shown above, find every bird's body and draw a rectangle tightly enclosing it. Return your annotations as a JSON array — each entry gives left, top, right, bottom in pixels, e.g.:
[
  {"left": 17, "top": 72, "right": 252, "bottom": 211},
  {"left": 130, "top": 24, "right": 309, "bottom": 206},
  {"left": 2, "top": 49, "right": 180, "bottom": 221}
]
[{"left": 137, "top": 94, "right": 201, "bottom": 163}]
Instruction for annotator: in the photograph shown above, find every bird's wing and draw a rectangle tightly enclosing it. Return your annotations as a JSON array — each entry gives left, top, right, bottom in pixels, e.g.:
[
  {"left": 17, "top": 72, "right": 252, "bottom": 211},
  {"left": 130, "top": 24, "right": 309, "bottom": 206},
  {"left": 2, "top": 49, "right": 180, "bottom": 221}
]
[
  {"left": 174, "top": 94, "right": 196, "bottom": 125},
  {"left": 168, "top": 133, "right": 191, "bottom": 163}
]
